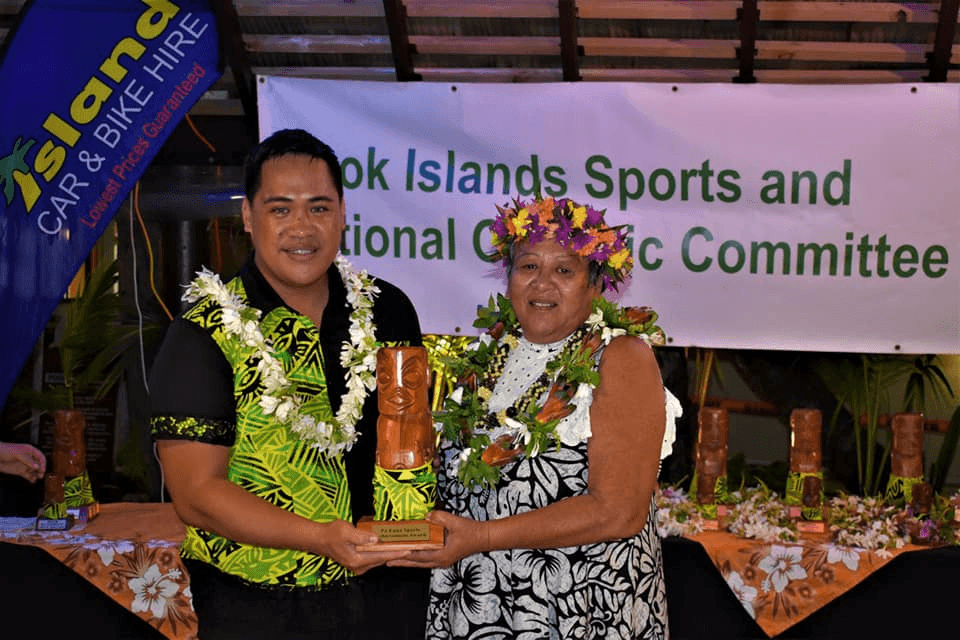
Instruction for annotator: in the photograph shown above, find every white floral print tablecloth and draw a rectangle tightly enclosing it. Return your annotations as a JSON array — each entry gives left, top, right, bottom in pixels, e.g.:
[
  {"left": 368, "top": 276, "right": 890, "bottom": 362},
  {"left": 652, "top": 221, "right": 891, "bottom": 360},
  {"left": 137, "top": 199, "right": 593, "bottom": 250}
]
[
  {"left": 2, "top": 503, "right": 197, "bottom": 640},
  {"left": 690, "top": 529, "right": 923, "bottom": 637}
]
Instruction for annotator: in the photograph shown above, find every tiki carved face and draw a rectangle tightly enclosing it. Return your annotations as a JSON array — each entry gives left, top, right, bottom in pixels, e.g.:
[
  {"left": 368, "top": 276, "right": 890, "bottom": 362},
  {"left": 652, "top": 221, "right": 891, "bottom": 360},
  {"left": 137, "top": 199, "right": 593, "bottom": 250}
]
[
  {"left": 891, "top": 413, "right": 924, "bottom": 478},
  {"left": 377, "top": 347, "right": 429, "bottom": 415},
  {"left": 790, "top": 409, "right": 822, "bottom": 474},
  {"left": 695, "top": 407, "right": 729, "bottom": 478},
  {"left": 52, "top": 409, "right": 86, "bottom": 477},
  {"left": 376, "top": 346, "right": 434, "bottom": 470}
]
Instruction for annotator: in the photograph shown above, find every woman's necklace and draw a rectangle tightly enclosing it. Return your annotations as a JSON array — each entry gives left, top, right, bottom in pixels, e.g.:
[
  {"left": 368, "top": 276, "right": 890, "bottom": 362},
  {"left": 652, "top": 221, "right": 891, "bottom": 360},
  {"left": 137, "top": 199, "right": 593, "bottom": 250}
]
[
  {"left": 435, "top": 294, "right": 665, "bottom": 488},
  {"left": 182, "top": 255, "right": 380, "bottom": 455}
]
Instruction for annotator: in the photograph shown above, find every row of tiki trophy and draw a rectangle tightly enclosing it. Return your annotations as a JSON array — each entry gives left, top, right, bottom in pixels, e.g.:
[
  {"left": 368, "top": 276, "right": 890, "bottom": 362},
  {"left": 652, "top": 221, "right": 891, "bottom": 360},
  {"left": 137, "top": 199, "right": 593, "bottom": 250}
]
[{"left": 694, "top": 406, "right": 932, "bottom": 528}]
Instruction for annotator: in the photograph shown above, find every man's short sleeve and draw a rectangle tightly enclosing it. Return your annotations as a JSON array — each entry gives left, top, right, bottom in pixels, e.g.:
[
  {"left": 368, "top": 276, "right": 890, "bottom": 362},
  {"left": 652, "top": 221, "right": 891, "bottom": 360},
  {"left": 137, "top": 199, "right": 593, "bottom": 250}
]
[{"left": 149, "top": 317, "right": 236, "bottom": 446}]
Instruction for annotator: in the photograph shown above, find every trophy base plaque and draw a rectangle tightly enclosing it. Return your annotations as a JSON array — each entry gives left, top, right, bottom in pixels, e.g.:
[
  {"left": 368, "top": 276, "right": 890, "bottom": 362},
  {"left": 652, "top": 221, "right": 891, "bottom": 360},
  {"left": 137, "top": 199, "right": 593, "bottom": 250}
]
[
  {"left": 356, "top": 516, "right": 445, "bottom": 551},
  {"left": 788, "top": 506, "right": 828, "bottom": 533},
  {"left": 67, "top": 502, "right": 100, "bottom": 525}
]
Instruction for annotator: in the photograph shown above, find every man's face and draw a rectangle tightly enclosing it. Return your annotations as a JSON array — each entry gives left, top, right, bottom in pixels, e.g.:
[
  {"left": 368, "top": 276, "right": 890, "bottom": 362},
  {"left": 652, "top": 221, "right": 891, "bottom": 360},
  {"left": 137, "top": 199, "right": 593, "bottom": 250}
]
[{"left": 241, "top": 153, "right": 345, "bottom": 299}]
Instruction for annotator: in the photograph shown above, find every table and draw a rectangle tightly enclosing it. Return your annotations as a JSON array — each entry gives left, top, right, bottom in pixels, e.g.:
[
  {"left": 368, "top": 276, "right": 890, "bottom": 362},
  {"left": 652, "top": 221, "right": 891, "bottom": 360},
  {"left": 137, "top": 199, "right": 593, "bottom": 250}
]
[
  {"left": 2, "top": 503, "right": 955, "bottom": 639},
  {"left": 664, "top": 530, "right": 957, "bottom": 639},
  {"left": 2, "top": 503, "right": 196, "bottom": 640}
]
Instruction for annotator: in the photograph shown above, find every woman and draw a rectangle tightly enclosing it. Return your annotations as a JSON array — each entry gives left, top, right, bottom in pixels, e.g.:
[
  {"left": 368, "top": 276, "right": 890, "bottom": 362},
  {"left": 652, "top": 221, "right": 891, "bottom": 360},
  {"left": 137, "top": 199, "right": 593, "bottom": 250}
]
[{"left": 392, "top": 196, "right": 681, "bottom": 639}]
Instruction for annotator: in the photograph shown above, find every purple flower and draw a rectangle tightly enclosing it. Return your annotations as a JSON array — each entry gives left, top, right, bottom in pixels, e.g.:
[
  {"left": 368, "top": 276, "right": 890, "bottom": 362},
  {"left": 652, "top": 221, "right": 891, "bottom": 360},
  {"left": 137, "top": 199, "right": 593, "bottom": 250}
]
[
  {"left": 553, "top": 215, "right": 574, "bottom": 243},
  {"left": 491, "top": 217, "right": 508, "bottom": 238},
  {"left": 527, "top": 215, "right": 549, "bottom": 244},
  {"left": 588, "top": 246, "right": 611, "bottom": 263},
  {"left": 585, "top": 207, "right": 604, "bottom": 226},
  {"left": 570, "top": 231, "right": 592, "bottom": 252}
]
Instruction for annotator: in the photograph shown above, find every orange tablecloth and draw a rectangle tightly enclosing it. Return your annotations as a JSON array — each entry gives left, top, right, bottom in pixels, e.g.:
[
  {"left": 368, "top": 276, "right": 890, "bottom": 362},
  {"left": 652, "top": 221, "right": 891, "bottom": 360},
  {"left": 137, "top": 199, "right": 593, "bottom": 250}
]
[
  {"left": 2, "top": 503, "right": 196, "bottom": 640},
  {"left": 686, "top": 529, "right": 924, "bottom": 637}
]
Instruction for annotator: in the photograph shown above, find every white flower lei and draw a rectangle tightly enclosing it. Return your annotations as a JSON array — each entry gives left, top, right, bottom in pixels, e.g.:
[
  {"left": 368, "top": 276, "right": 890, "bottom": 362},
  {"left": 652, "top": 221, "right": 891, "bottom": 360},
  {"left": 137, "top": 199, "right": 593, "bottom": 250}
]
[
  {"left": 182, "top": 255, "right": 380, "bottom": 455},
  {"left": 437, "top": 295, "right": 673, "bottom": 488}
]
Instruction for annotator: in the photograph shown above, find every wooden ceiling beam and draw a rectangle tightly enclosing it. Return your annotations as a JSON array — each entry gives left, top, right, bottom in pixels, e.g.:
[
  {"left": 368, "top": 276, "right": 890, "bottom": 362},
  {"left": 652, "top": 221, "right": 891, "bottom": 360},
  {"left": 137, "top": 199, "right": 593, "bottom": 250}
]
[
  {"left": 758, "top": 40, "right": 933, "bottom": 64},
  {"left": 580, "top": 37, "right": 737, "bottom": 58},
  {"left": 251, "top": 64, "right": 959, "bottom": 84},
  {"left": 578, "top": 1, "right": 951, "bottom": 23},
  {"left": 735, "top": 0, "right": 759, "bottom": 83},
  {"left": 404, "top": 1, "right": 559, "bottom": 18},
  {"left": 578, "top": 1, "right": 738, "bottom": 20},
  {"left": 758, "top": 1, "right": 945, "bottom": 23},
  {"left": 210, "top": 0, "right": 258, "bottom": 137},
  {"left": 245, "top": 34, "right": 393, "bottom": 55},
  {"left": 234, "top": 0, "right": 385, "bottom": 17},
  {"left": 410, "top": 36, "right": 560, "bottom": 56},
  {"left": 581, "top": 67, "right": 959, "bottom": 84},
  {"left": 926, "top": 0, "right": 960, "bottom": 82},
  {"left": 382, "top": 0, "right": 420, "bottom": 81},
  {"left": 559, "top": 0, "right": 581, "bottom": 81},
  {"left": 247, "top": 33, "right": 944, "bottom": 65},
  {"left": 580, "top": 37, "right": 936, "bottom": 64},
  {"left": 252, "top": 65, "right": 400, "bottom": 81}
]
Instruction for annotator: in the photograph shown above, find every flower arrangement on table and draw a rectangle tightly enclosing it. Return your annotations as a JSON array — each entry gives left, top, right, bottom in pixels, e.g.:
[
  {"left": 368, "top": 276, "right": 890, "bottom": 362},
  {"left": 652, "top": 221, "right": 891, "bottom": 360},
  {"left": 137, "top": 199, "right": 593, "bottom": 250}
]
[{"left": 656, "top": 484, "right": 960, "bottom": 551}]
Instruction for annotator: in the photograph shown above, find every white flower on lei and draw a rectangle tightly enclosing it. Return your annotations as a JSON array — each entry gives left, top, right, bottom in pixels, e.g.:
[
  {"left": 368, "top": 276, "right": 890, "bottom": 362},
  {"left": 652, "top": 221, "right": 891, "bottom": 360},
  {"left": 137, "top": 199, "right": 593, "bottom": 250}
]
[
  {"left": 555, "top": 382, "right": 593, "bottom": 446},
  {"left": 129, "top": 564, "right": 181, "bottom": 619},
  {"left": 725, "top": 571, "right": 758, "bottom": 618},
  {"left": 585, "top": 309, "right": 604, "bottom": 328},
  {"left": 182, "top": 255, "right": 379, "bottom": 454},
  {"left": 757, "top": 545, "right": 807, "bottom": 593}
]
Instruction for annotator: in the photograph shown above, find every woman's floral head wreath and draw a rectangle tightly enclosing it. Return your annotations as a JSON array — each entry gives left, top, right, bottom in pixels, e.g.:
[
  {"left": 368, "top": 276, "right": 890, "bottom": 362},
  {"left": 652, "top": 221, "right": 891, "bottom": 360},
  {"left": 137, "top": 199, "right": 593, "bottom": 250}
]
[{"left": 489, "top": 195, "right": 633, "bottom": 291}]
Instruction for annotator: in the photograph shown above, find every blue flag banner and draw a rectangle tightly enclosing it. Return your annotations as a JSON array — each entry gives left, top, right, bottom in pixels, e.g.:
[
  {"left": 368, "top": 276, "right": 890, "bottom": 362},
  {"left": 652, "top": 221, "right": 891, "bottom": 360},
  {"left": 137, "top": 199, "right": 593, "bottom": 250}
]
[{"left": 0, "top": 0, "right": 221, "bottom": 408}]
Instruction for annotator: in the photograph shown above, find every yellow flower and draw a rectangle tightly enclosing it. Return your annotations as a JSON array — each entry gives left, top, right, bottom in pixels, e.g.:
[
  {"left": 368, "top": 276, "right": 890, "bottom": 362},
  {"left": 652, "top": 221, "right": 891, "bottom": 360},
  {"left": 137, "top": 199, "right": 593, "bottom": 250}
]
[
  {"left": 478, "top": 387, "right": 492, "bottom": 401},
  {"left": 571, "top": 205, "right": 587, "bottom": 229},
  {"left": 609, "top": 248, "right": 631, "bottom": 270},
  {"left": 513, "top": 208, "right": 532, "bottom": 238}
]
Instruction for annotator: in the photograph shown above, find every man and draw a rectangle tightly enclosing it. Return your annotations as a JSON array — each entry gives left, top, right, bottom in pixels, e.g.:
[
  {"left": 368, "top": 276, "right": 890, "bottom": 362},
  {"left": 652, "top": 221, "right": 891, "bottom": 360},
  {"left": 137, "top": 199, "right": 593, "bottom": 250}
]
[{"left": 150, "top": 129, "right": 428, "bottom": 639}]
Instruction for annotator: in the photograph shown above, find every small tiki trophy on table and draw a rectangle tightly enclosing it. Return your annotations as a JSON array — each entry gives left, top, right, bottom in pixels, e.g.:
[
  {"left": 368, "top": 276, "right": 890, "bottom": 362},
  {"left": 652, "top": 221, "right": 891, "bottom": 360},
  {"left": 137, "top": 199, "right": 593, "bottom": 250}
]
[
  {"left": 37, "top": 410, "right": 98, "bottom": 529},
  {"left": 786, "top": 408, "right": 826, "bottom": 532},
  {"left": 884, "top": 413, "right": 926, "bottom": 507},
  {"left": 357, "top": 346, "right": 444, "bottom": 550},
  {"left": 693, "top": 407, "right": 730, "bottom": 529}
]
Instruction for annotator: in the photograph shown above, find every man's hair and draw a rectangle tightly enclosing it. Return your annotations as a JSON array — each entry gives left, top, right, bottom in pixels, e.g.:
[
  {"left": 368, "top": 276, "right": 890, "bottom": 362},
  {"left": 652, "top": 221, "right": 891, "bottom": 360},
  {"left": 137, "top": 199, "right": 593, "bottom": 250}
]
[{"left": 243, "top": 128, "right": 344, "bottom": 201}]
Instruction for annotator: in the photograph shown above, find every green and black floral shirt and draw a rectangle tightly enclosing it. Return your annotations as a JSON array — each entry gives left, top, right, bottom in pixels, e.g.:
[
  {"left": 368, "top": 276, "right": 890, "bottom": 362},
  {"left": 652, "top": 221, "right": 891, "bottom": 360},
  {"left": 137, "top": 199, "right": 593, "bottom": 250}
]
[{"left": 150, "top": 256, "right": 422, "bottom": 588}]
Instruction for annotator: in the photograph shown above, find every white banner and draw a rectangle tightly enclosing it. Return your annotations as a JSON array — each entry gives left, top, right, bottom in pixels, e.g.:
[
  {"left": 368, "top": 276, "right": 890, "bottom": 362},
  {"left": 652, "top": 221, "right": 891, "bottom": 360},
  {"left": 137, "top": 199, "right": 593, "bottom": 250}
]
[{"left": 258, "top": 77, "right": 960, "bottom": 354}]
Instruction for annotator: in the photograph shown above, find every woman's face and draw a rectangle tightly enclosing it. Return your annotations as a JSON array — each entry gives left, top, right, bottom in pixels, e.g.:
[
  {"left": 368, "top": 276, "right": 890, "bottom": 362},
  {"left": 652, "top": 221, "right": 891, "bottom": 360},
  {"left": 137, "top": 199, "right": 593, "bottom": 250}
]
[{"left": 507, "top": 237, "right": 601, "bottom": 344}]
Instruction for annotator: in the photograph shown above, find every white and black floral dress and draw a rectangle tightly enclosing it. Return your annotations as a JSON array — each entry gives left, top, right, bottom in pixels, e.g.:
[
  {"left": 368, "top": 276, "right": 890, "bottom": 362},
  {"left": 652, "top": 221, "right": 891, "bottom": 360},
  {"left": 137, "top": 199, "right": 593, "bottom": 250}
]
[{"left": 426, "top": 335, "right": 670, "bottom": 640}]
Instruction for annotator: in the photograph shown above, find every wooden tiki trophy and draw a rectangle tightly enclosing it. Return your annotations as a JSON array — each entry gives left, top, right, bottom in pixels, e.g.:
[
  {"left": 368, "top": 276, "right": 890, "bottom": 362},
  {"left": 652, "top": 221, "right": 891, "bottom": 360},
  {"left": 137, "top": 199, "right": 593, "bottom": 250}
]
[
  {"left": 884, "top": 412, "right": 925, "bottom": 506},
  {"left": 357, "top": 346, "right": 443, "bottom": 550},
  {"left": 787, "top": 409, "right": 826, "bottom": 529},
  {"left": 38, "top": 409, "right": 99, "bottom": 527},
  {"left": 694, "top": 407, "right": 729, "bottom": 523}
]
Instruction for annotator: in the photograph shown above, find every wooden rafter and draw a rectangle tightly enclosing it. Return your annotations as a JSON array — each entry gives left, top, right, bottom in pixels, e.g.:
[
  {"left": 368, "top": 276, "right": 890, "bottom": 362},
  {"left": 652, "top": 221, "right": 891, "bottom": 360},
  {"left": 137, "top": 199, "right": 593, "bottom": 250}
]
[
  {"left": 210, "top": 0, "right": 257, "bottom": 136},
  {"left": 559, "top": 0, "right": 581, "bottom": 81},
  {"left": 927, "top": 0, "right": 960, "bottom": 82},
  {"left": 383, "top": 0, "right": 419, "bottom": 81},
  {"left": 735, "top": 0, "right": 759, "bottom": 83},
  {"left": 578, "top": 1, "right": 953, "bottom": 23}
]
